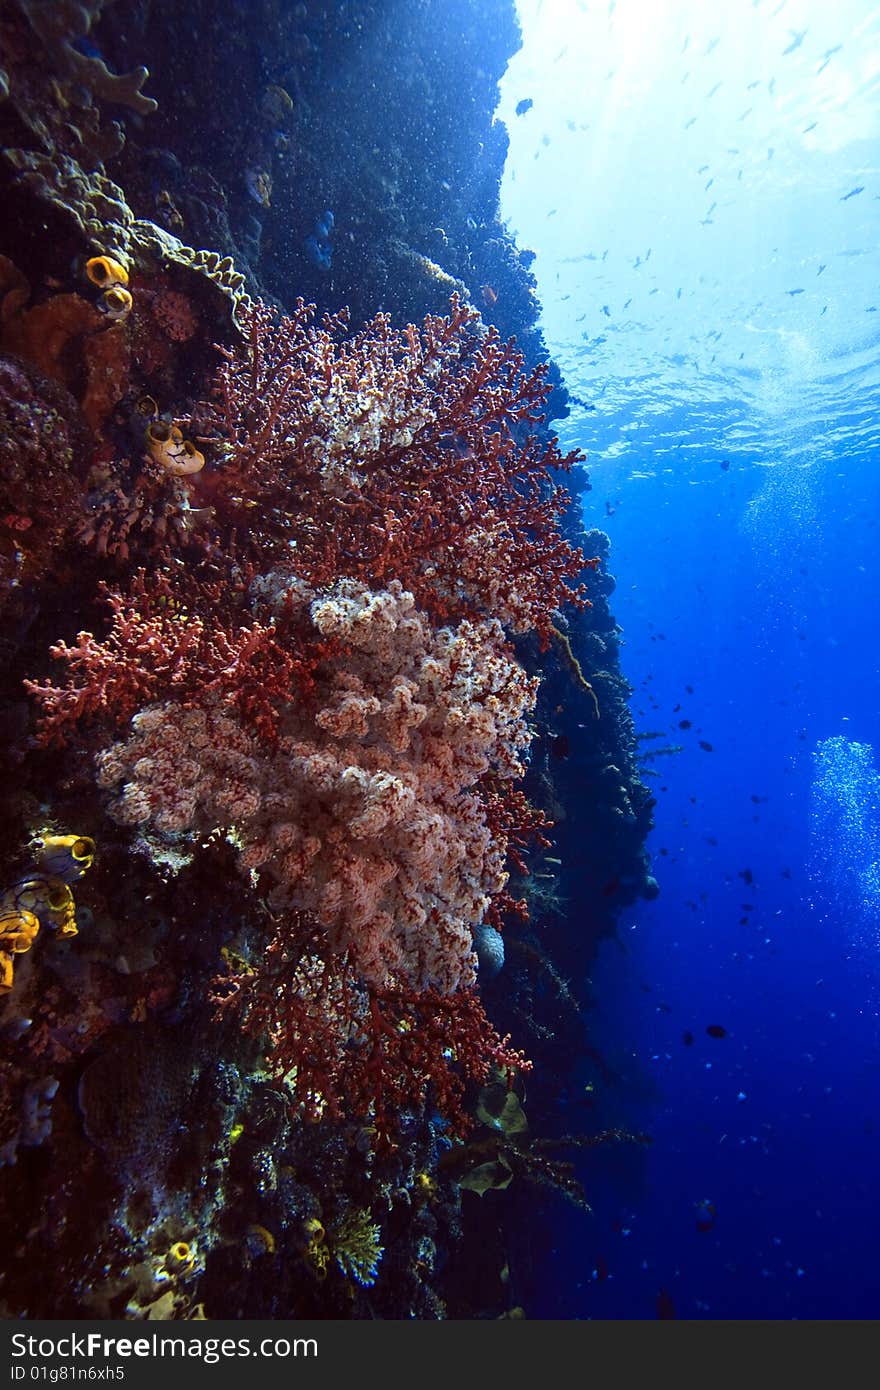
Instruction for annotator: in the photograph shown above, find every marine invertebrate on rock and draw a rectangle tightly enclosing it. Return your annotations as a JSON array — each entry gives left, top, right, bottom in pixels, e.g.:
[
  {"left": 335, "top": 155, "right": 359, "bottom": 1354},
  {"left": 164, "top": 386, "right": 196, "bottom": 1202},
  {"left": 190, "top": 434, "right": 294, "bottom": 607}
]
[
  {"left": 0, "top": 826, "right": 93, "bottom": 988},
  {"left": 0, "top": 352, "right": 84, "bottom": 598},
  {"left": 16, "top": 0, "right": 158, "bottom": 116},
  {"left": 0, "top": 1076, "right": 59, "bottom": 1166},
  {"left": 23, "top": 288, "right": 585, "bottom": 1139},
  {"left": 77, "top": 454, "right": 210, "bottom": 563},
  {"left": 85, "top": 256, "right": 129, "bottom": 291},
  {"left": 140, "top": 284, "right": 199, "bottom": 344},
  {"left": 204, "top": 294, "right": 593, "bottom": 642},
  {"left": 95, "top": 285, "right": 132, "bottom": 322},
  {"left": 0, "top": 258, "right": 130, "bottom": 429},
  {"left": 145, "top": 421, "right": 205, "bottom": 475},
  {"left": 300, "top": 1217, "right": 329, "bottom": 1279},
  {"left": 163, "top": 1241, "right": 196, "bottom": 1276},
  {"left": 329, "top": 1208, "right": 383, "bottom": 1287},
  {"left": 4, "top": 875, "right": 76, "bottom": 939},
  {"left": 32, "top": 833, "right": 95, "bottom": 881},
  {"left": 2, "top": 154, "right": 251, "bottom": 321},
  {"left": 0, "top": 908, "right": 40, "bottom": 992}
]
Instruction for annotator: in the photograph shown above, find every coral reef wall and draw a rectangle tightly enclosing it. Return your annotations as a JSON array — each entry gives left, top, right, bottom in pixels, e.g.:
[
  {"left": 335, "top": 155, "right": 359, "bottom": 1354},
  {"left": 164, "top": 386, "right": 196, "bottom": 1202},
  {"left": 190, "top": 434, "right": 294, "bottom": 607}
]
[{"left": 0, "top": 0, "right": 653, "bottom": 1320}]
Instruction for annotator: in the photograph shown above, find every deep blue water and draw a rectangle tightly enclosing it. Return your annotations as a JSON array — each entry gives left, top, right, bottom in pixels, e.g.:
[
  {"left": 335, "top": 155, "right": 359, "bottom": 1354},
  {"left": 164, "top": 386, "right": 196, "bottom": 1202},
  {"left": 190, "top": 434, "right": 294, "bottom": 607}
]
[
  {"left": 556, "top": 446, "right": 880, "bottom": 1318},
  {"left": 495, "top": 0, "right": 880, "bottom": 1319},
  {"left": 521, "top": 429, "right": 880, "bottom": 1318}
]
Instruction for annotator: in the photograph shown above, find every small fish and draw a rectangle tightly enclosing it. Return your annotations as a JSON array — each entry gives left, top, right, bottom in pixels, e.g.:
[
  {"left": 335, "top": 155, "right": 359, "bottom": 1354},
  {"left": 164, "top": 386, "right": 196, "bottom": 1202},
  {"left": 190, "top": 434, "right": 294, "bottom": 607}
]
[
  {"left": 480, "top": 285, "right": 498, "bottom": 307},
  {"left": 303, "top": 235, "right": 332, "bottom": 270},
  {"left": 738, "top": 868, "right": 754, "bottom": 885},
  {"left": 682, "top": 1030, "right": 694, "bottom": 1046},
  {"left": 678, "top": 719, "right": 692, "bottom": 730},
  {"left": 840, "top": 186, "right": 864, "bottom": 201},
  {"left": 515, "top": 97, "right": 533, "bottom": 116},
  {"left": 694, "top": 1197, "right": 716, "bottom": 1232},
  {"left": 817, "top": 45, "right": 841, "bottom": 74},
  {"left": 261, "top": 83, "right": 294, "bottom": 124},
  {"left": 699, "top": 740, "right": 714, "bottom": 752},
  {"left": 245, "top": 168, "right": 272, "bottom": 208},
  {"left": 720, "top": 458, "right": 730, "bottom": 471},
  {"left": 706, "top": 1024, "right": 727, "bottom": 1039},
  {"left": 782, "top": 29, "right": 807, "bottom": 56},
  {"left": 656, "top": 1288, "right": 677, "bottom": 1319}
]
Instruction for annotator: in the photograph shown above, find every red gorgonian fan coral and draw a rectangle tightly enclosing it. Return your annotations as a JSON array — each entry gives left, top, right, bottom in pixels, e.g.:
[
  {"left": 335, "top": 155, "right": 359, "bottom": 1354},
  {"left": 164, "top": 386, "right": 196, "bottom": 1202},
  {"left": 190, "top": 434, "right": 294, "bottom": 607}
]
[
  {"left": 201, "top": 293, "right": 594, "bottom": 644},
  {"left": 212, "top": 917, "right": 530, "bottom": 1140},
  {"left": 26, "top": 570, "right": 328, "bottom": 748}
]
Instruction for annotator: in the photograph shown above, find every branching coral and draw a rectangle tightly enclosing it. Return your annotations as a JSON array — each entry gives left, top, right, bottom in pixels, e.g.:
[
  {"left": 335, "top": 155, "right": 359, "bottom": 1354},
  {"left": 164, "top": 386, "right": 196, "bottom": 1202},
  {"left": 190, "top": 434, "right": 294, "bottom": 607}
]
[
  {"left": 202, "top": 295, "right": 594, "bottom": 643},
  {"left": 328, "top": 1209, "right": 383, "bottom": 1286},
  {"left": 26, "top": 571, "right": 328, "bottom": 748},
  {"left": 212, "top": 914, "right": 529, "bottom": 1139}
]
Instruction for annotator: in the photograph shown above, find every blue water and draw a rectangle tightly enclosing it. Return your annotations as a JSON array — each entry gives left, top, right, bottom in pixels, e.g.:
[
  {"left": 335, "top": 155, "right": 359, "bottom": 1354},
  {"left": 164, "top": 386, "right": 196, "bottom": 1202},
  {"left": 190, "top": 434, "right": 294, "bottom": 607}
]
[{"left": 498, "top": 0, "right": 880, "bottom": 1317}]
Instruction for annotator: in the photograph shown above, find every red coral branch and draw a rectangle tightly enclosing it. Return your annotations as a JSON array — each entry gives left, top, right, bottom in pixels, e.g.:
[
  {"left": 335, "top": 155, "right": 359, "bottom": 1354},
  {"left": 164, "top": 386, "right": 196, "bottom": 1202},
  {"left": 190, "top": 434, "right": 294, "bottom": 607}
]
[
  {"left": 200, "top": 294, "right": 594, "bottom": 642},
  {"left": 213, "top": 917, "right": 529, "bottom": 1140},
  {"left": 26, "top": 571, "right": 327, "bottom": 747}
]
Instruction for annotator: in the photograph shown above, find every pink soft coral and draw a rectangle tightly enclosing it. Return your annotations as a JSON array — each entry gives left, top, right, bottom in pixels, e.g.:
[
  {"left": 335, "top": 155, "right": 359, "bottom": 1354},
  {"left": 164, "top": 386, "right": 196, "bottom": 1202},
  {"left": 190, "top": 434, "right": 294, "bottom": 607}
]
[{"left": 97, "top": 578, "right": 538, "bottom": 993}]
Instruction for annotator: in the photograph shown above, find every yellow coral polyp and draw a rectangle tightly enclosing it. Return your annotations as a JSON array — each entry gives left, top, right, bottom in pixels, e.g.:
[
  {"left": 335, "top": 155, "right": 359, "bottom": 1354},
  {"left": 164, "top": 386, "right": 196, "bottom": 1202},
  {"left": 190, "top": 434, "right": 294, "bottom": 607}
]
[
  {"left": 145, "top": 420, "right": 205, "bottom": 475},
  {"left": 165, "top": 1241, "right": 195, "bottom": 1274},
  {"left": 42, "top": 880, "right": 78, "bottom": 938},
  {"left": 6, "top": 877, "right": 76, "bottom": 937},
  {"left": 245, "top": 1224, "right": 276, "bottom": 1256},
  {"left": 306, "top": 1238, "right": 329, "bottom": 1280},
  {"left": 300, "top": 1217, "right": 329, "bottom": 1279},
  {"left": 414, "top": 1171, "right": 437, "bottom": 1199},
  {"left": 98, "top": 285, "right": 133, "bottom": 321},
  {"left": 0, "top": 908, "right": 40, "bottom": 993},
  {"left": 33, "top": 833, "right": 95, "bottom": 882},
  {"left": 85, "top": 255, "right": 129, "bottom": 289}
]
